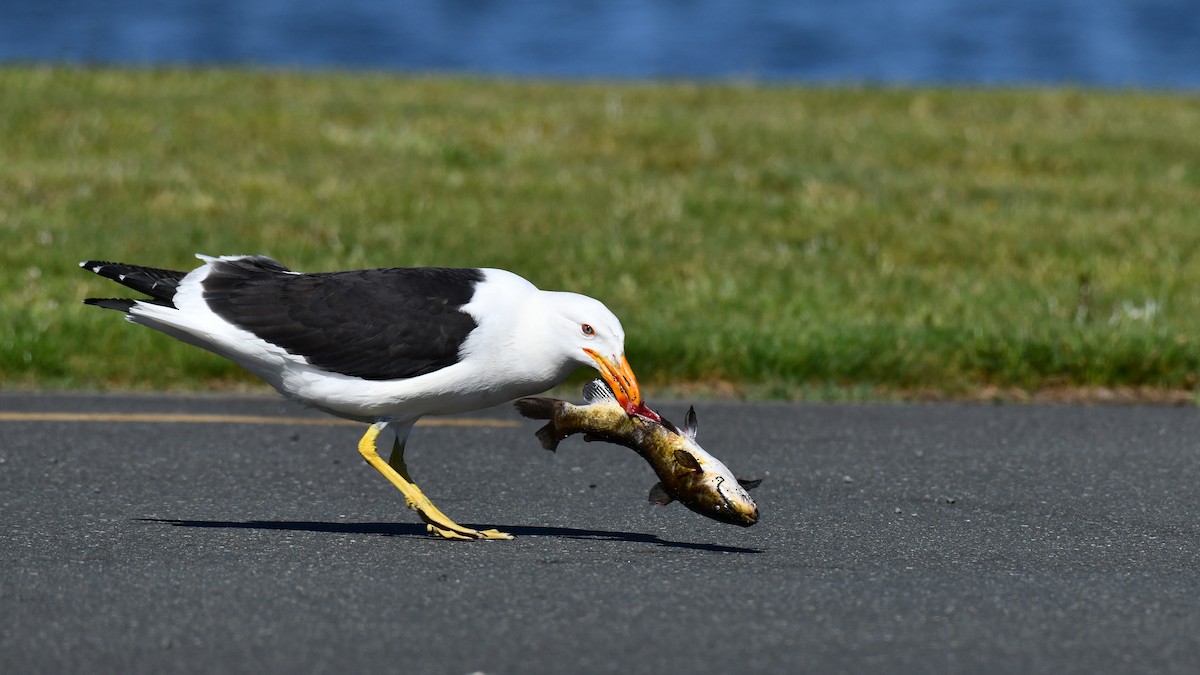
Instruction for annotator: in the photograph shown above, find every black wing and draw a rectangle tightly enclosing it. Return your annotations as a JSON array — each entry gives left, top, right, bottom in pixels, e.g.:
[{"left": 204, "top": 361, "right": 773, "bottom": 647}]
[{"left": 202, "top": 257, "right": 484, "bottom": 381}]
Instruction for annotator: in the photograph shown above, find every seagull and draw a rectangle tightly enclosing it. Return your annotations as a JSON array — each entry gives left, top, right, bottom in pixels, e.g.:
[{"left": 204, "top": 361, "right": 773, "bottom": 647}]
[{"left": 81, "top": 254, "right": 656, "bottom": 540}]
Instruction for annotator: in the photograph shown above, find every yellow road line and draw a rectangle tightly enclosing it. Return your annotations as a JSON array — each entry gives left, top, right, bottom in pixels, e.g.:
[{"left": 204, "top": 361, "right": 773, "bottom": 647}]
[{"left": 0, "top": 411, "right": 519, "bottom": 428}]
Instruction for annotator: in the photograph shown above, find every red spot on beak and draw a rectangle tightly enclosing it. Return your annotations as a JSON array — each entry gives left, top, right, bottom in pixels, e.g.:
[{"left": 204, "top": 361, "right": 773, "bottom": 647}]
[{"left": 630, "top": 402, "right": 662, "bottom": 423}]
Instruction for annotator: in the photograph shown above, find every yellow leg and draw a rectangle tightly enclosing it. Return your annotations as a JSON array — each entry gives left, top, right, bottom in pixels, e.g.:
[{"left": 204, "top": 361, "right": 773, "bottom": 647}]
[{"left": 357, "top": 422, "right": 513, "bottom": 540}]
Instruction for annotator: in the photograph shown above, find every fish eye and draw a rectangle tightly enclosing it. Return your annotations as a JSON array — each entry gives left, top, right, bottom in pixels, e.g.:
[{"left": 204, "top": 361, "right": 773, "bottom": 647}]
[{"left": 581, "top": 323, "right": 595, "bottom": 337}]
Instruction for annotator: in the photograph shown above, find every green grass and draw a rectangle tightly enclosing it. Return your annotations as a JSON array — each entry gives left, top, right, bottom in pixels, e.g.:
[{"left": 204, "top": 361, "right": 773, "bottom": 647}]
[{"left": 3, "top": 66, "right": 1200, "bottom": 398}]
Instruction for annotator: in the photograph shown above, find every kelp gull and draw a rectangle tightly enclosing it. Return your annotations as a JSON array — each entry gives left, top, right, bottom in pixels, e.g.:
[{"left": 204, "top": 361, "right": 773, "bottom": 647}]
[{"left": 81, "top": 254, "right": 653, "bottom": 540}]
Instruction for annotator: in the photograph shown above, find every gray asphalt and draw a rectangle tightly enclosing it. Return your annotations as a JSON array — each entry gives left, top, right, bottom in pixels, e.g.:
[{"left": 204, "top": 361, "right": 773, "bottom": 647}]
[{"left": 1, "top": 391, "right": 1198, "bottom": 674}]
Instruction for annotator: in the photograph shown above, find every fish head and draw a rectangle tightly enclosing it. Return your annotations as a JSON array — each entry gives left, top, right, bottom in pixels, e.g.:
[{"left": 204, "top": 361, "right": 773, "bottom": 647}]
[
  {"left": 663, "top": 408, "right": 759, "bottom": 527},
  {"left": 674, "top": 467, "right": 760, "bottom": 527}
]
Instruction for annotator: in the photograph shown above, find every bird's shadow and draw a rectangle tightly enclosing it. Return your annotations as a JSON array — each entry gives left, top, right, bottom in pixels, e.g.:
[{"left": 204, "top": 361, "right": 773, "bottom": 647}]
[{"left": 137, "top": 518, "right": 761, "bottom": 554}]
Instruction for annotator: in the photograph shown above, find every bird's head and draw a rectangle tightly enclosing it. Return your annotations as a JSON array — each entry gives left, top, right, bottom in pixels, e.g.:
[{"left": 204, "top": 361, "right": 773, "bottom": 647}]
[{"left": 544, "top": 291, "right": 660, "bottom": 422}]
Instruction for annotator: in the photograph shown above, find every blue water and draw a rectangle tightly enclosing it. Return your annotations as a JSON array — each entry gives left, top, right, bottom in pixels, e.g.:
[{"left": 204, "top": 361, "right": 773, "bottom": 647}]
[{"left": 2, "top": 0, "right": 1198, "bottom": 88}]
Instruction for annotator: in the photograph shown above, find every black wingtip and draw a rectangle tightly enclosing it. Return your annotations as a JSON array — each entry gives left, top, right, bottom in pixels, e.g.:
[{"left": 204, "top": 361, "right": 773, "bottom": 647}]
[
  {"left": 83, "top": 297, "right": 136, "bottom": 312},
  {"left": 80, "top": 259, "right": 186, "bottom": 307},
  {"left": 80, "top": 260, "right": 119, "bottom": 274}
]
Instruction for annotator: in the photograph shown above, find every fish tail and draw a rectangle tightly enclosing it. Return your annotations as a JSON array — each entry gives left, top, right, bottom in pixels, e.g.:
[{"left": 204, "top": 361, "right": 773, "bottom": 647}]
[
  {"left": 513, "top": 397, "right": 558, "bottom": 420},
  {"left": 534, "top": 423, "right": 563, "bottom": 452},
  {"left": 514, "top": 397, "right": 566, "bottom": 452}
]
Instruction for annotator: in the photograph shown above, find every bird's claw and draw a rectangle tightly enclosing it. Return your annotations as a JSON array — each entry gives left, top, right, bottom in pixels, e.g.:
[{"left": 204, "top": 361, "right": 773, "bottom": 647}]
[{"left": 425, "top": 522, "right": 514, "bottom": 540}]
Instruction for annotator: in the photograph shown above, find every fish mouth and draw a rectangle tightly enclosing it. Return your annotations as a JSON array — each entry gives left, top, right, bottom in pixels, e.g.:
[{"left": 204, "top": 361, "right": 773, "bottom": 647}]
[
  {"left": 730, "top": 501, "right": 759, "bottom": 527},
  {"left": 716, "top": 479, "right": 759, "bottom": 527},
  {"left": 583, "top": 349, "right": 661, "bottom": 422}
]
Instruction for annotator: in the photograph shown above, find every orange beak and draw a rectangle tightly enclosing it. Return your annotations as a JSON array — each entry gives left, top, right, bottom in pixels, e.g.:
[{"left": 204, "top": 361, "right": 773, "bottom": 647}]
[{"left": 583, "top": 349, "right": 660, "bottom": 422}]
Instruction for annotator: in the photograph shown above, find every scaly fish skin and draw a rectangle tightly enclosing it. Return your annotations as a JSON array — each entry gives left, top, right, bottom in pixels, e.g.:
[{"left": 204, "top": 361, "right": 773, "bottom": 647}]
[{"left": 515, "top": 381, "right": 760, "bottom": 527}]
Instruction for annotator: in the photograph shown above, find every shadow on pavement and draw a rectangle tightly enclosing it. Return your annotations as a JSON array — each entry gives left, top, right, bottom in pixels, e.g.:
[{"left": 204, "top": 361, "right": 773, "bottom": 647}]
[{"left": 138, "top": 518, "right": 761, "bottom": 554}]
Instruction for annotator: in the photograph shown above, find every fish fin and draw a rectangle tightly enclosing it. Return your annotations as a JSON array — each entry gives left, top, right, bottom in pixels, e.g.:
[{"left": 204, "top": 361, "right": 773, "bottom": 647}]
[
  {"left": 534, "top": 423, "right": 562, "bottom": 452},
  {"left": 582, "top": 379, "right": 619, "bottom": 405},
  {"left": 682, "top": 406, "right": 698, "bottom": 440},
  {"left": 660, "top": 416, "right": 682, "bottom": 436},
  {"left": 674, "top": 449, "right": 703, "bottom": 473},
  {"left": 648, "top": 482, "right": 674, "bottom": 505},
  {"left": 582, "top": 433, "right": 603, "bottom": 443},
  {"left": 513, "top": 397, "right": 559, "bottom": 420},
  {"left": 738, "top": 478, "right": 763, "bottom": 490}
]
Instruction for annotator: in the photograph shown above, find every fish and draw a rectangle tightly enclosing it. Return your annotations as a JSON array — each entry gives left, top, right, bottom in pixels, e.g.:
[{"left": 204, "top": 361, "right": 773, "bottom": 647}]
[{"left": 514, "top": 380, "right": 761, "bottom": 527}]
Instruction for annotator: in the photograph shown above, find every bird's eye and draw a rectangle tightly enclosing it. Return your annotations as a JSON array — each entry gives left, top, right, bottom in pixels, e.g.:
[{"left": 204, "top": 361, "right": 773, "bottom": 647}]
[{"left": 581, "top": 323, "right": 595, "bottom": 337}]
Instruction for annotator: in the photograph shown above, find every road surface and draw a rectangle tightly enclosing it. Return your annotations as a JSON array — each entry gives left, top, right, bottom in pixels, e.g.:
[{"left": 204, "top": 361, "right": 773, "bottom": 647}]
[{"left": 1, "top": 391, "right": 1197, "bottom": 674}]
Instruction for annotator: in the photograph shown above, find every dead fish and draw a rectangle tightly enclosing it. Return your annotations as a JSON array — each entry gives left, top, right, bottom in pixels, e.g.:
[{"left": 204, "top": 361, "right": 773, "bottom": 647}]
[{"left": 515, "top": 380, "right": 761, "bottom": 527}]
